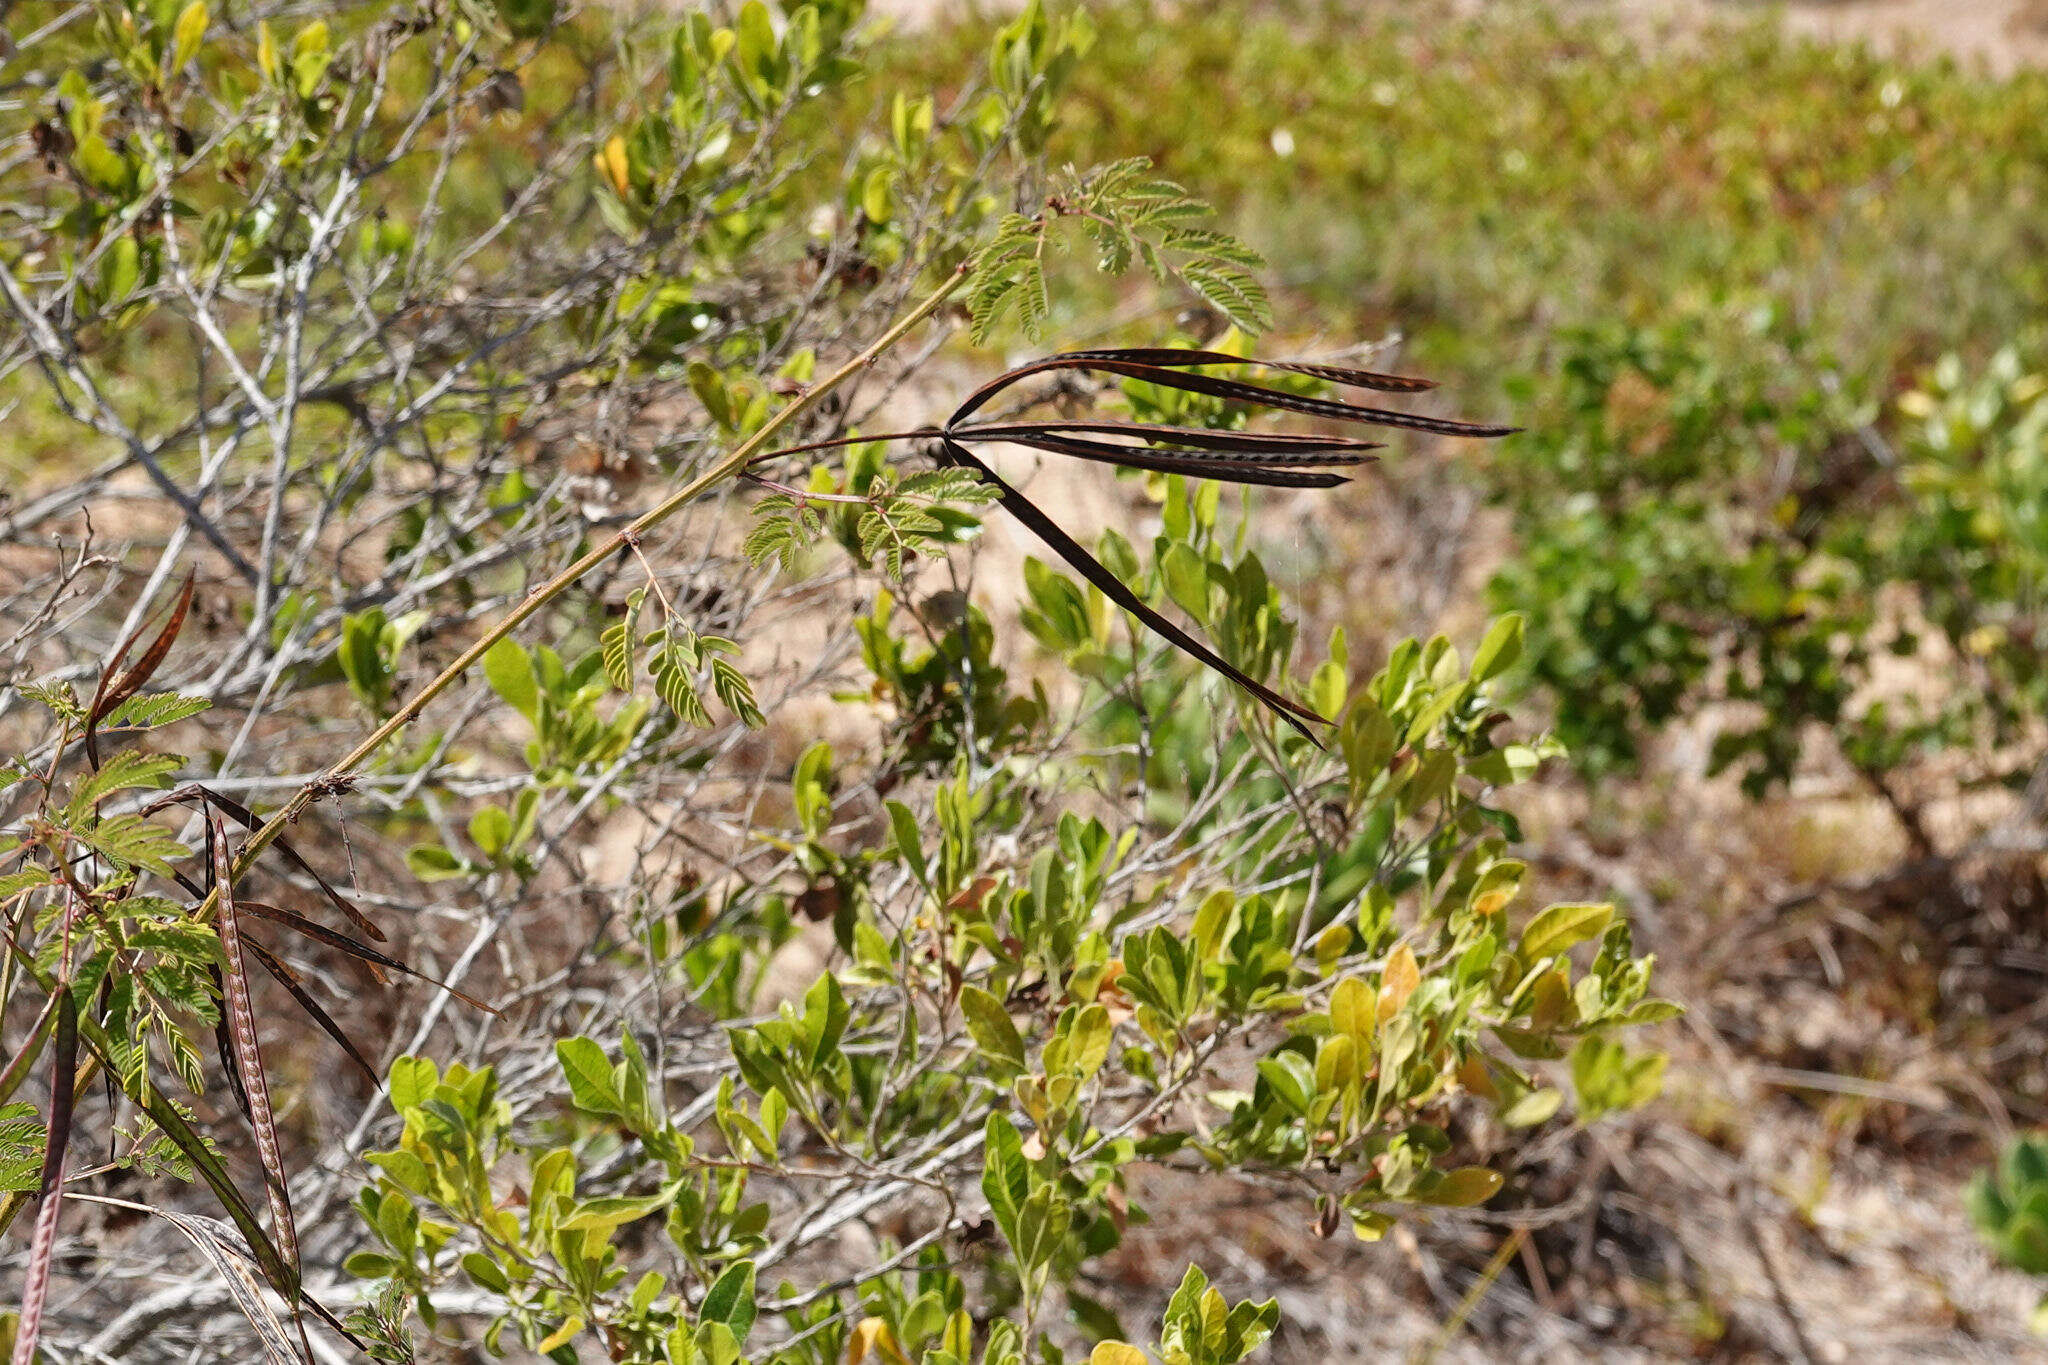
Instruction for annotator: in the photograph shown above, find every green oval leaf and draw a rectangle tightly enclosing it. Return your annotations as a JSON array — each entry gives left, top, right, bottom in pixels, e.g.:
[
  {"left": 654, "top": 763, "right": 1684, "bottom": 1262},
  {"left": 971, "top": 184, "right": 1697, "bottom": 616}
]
[
  {"left": 960, "top": 985, "right": 1028, "bottom": 1074},
  {"left": 1518, "top": 902, "right": 1614, "bottom": 964}
]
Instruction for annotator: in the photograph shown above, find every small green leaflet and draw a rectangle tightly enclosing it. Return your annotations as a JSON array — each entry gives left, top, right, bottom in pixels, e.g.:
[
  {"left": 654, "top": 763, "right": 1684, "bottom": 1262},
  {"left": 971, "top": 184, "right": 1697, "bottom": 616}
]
[
  {"left": 744, "top": 494, "right": 825, "bottom": 574},
  {"left": 709, "top": 658, "right": 763, "bottom": 728},
  {"left": 75, "top": 812, "right": 188, "bottom": 876},
  {"left": 857, "top": 500, "right": 942, "bottom": 581},
  {"left": 965, "top": 157, "right": 1273, "bottom": 344},
  {"left": 65, "top": 750, "right": 184, "bottom": 818},
  {"left": 649, "top": 639, "right": 712, "bottom": 728},
  {"left": 0, "top": 1103, "right": 45, "bottom": 1194},
  {"left": 102, "top": 692, "right": 212, "bottom": 731},
  {"left": 968, "top": 212, "right": 1053, "bottom": 345},
  {"left": 600, "top": 584, "right": 763, "bottom": 729},
  {"left": 601, "top": 588, "right": 645, "bottom": 692}
]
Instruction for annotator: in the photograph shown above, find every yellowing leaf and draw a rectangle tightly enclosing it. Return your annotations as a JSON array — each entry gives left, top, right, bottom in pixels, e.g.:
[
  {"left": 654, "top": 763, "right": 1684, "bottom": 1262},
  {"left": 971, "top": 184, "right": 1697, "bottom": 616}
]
[
  {"left": 1519, "top": 902, "right": 1613, "bottom": 963},
  {"left": 1474, "top": 886, "right": 1516, "bottom": 916},
  {"left": 1313, "top": 922, "right": 1353, "bottom": 970},
  {"left": 1351, "top": 1209, "right": 1394, "bottom": 1241},
  {"left": 558, "top": 1189, "right": 675, "bottom": 1231},
  {"left": 1067, "top": 1003, "right": 1112, "bottom": 1081},
  {"left": 536, "top": 1315, "right": 584, "bottom": 1354},
  {"left": 861, "top": 165, "right": 895, "bottom": 224},
  {"left": 1090, "top": 1345, "right": 1148, "bottom": 1365},
  {"left": 942, "top": 1309, "right": 973, "bottom": 1359},
  {"left": 1329, "top": 976, "right": 1373, "bottom": 1041},
  {"left": 595, "top": 135, "right": 631, "bottom": 198},
  {"left": 846, "top": 1317, "right": 909, "bottom": 1365},
  {"left": 1199, "top": 1286, "right": 1228, "bottom": 1349},
  {"left": 1422, "top": 1166, "right": 1504, "bottom": 1207},
  {"left": 1528, "top": 969, "right": 1572, "bottom": 1030},
  {"left": 1378, "top": 943, "right": 1419, "bottom": 1020},
  {"left": 1316, "top": 1033, "right": 1357, "bottom": 1093},
  {"left": 1191, "top": 888, "right": 1233, "bottom": 962},
  {"left": 1500, "top": 1086, "right": 1564, "bottom": 1128},
  {"left": 1457, "top": 1054, "right": 1498, "bottom": 1101},
  {"left": 171, "top": 1, "right": 209, "bottom": 73}
]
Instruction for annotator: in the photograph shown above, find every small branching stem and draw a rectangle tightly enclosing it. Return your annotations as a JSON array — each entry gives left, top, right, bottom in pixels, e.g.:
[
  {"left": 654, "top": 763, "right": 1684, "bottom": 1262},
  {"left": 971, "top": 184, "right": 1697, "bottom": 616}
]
[
  {"left": 225, "top": 266, "right": 959, "bottom": 888},
  {"left": 744, "top": 429, "right": 941, "bottom": 464},
  {"left": 737, "top": 472, "right": 871, "bottom": 506}
]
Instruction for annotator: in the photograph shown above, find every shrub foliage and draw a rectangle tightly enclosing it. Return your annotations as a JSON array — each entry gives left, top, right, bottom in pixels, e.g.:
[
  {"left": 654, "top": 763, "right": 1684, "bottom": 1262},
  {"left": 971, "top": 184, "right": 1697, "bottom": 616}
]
[{"left": 0, "top": 0, "right": 1669, "bottom": 1361}]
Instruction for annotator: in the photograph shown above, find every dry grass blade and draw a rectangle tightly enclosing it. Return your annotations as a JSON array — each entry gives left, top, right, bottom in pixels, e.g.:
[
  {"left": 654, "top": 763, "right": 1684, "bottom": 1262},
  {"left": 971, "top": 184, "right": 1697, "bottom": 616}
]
[
  {"left": 945, "top": 352, "right": 1516, "bottom": 437},
  {"left": 208, "top": 812, "right": 305, "bottom": 1321},
  {"left": 147, "top": 784, "right": 389, "bottom": 946},
  {"left": 955, "top": 418, "right": 1387, "bottom": 454},
  {"left": 11, "top": 990, "right": 75, "bottom": 1365},
  {"left": 210, "top": 962, "right": 252, "bottom": 1120},
  {"left": 746, "top": 346, "right": 1508, "bottom": 736},
  {"left": 243, "top": 939, "right": 381, "bottom": 1083},
  {"left": 881, "top": 347, "right": 1510, "bottom": 736},
  {"left": 937, "top": 437, "right": 1327, "bottom": 742},
  {"left": 84, "top": 569, "right": 195, "bottom": 770},
  {"left": 1416, "top": 1227, "right": 1528, "bottom": 1364},
  {"left": 234, "top": 900, "right": 496, "bottom": 1013},
  {"left": 963, "top": 430, "right": 1361, "bottom": 487},
  {"left": 64, "top": 1194, "right": 326, "bottom": 1364},
  {"left": 1056, "top": 346, "right": 1440, "bottom": 392}
]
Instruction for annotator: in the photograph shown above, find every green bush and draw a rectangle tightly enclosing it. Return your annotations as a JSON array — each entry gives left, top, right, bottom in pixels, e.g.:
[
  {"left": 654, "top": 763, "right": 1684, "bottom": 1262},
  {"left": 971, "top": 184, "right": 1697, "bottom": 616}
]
[
  {"left": 0, "top": 1, "right": 1669, "bottom": 1361},
  {"left": 1497, "top": 319, "right": 2048, "bottom": 810},
  {"left": 340, "top": 591, "right": 1672, "bottom": 1361},
  {"left": 1970, "top": 1134, "right": 2048, "bottom": 1330},
  {"left": 907, "top": 0, "right": 2048, "bottom": 835}
]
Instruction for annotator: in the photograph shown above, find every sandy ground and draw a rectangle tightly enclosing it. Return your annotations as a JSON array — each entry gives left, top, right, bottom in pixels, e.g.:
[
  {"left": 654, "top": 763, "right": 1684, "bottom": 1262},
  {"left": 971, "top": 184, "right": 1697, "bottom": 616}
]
[
  {"left": 873, "top": 0, "right": 2048, "bottom": 71},
  {"left": 1768, "top": 0, "right": 2048, "bottom": 72}
]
